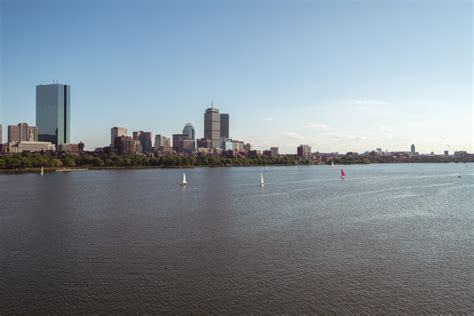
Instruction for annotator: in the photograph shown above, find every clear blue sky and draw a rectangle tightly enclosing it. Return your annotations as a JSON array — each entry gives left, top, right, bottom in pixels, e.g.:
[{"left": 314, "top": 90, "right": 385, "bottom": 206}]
[{"left": 1, "top": 0, "right": 472, "bottom": 153}]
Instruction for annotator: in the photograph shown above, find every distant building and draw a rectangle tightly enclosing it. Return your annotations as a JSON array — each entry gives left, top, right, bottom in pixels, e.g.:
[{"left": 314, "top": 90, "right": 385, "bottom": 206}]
[
  {"left": 111, "top": 127, "right": 127, "bottom": 148},
  {"left": 182, "top": 123, "right": 195, "bottom": 140},
  {"left": 8, "top": 123, "right": 38, "bottom": 143},
  {"left": 270, "top": 147, "right": 279, "bottom": 156},
  {"left": 133, "top": 131, "right": 153, "bottom": 153},
  {"left": 297, "top": 144, "right": 311, "bottom": 160},
  {"left": 7, "top": 141, "right": 56, "bottom": 153},
  {"left": 243, "top": 143, "right": 253, "bottom": 152},
  {"left": 173, "top": 134, "right": 186, "bottom": 153},
  {"left": 204, "top": 107, "right": 221, "bottom": 148},
  {"left": 454, "top": 151, "right": 468, "bottom": 159},
  {"left": 154, "top": 135, "right": 171, "bottom": 151},
  {"left": 232, "top": 140, "right": 245, "bottom": 151},
  {"left": 220, "top": 113, "right": 229, "bottom": 139},
  {"left": 58, "top": 143, "right": 83, "bottom": 154},
  {"left": 114, "top": 136, "right": 141, "bottom": 155},
  {"left": 444, "top": 150, "right": 449, "bottom": 156},
  {"left": 222, "top": 139, "right": 234, "bottom": 151},
  {"left": 196, "top": 138, "right": 212, "bottom": 149},
  {"left": 411, "top": 144, "right": 416, "bottom": 155},
  {"left": 0, "top": 124, "right": 2, "bottom": 143},
  {"left": 36, "top": 83, "right": 70, "bottom": 146},
  {"left": 182, "top": 139, "right": 195, "bottom": 153}
]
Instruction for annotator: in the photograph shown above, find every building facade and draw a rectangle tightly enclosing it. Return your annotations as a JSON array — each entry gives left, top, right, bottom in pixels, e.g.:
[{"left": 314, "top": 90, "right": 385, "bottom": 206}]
[
  {"left": 220, "top": 113, "right": 229, "bottom": 138},
  {"left": 111, "top": 127, "right": 128, "bottom": 148},
  {"left": 8, "top": 123, "right": 38, "bottom": 143},
  {"left": 114, "top": 136, "right": 141, "bottom": 155},
  {"left": 133, "top": 131, "right": 153, "bottom": 153},
  {"left": 270, "top": 147, "right": 279, "bottom": 156},
  {"left": 182, "top": 123, "right": 196, "bottom": 140},
  {"left": 204, "top": 107, "right": 221, "bottom": 148},
  {"left": 172, "top": 134, "right": 186, "bottom": 153},
  {"left": 297, "top": 144, "right": 312, "bottom": 160},
  {"left": 411, "top": 144, "right": 416, "bottom": 155},
  {"left": 196, "top": 138, "right": 211, "bottom": 149},
  {"left": 36, "top": 83, "right": 70, "bottom": 146},
  {"left": 154, "top": 135, "right": 171, "bottom": 151},
  {"left": 7, "top": 141, "right": 56, "bottom": 153}
]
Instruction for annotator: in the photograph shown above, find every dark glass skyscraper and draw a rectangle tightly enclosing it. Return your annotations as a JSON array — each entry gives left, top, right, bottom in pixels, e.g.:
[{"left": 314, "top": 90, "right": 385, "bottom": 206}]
[
  {"left": 36, "top": 84, "right": 70, "bottom": 146},
  {"left": 220, "top": 113, "right": 229, "bottom": 138}
]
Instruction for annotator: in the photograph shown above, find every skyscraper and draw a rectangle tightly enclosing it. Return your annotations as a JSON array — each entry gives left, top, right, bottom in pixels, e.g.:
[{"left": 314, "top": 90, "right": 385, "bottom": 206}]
[
  {"left": 411, "top": 144, "right": 416, "bottom": 154},
  {"left": 220, "top": 113, "right": 229, "bottom": 138},
  {"left": 204, "top": 107, "right": 221, "bottom": 148},
  {"left": 182, "top": 123, "right": 196, "bottom": 140},
  {"left": 111, "top": 127, "right": 128, "bottom": 148},
  {"left": 36, "top": 83, "right": 70, "bottom": 146},
  {"left": 8, "top": 123, "right": 38, "bottom": 143}
]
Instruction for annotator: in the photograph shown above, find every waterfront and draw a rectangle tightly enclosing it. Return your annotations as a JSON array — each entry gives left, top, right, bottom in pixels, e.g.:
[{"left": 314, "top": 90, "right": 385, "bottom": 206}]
[{"left": 1, "top": 163, "right": 473, "bottom": 313}]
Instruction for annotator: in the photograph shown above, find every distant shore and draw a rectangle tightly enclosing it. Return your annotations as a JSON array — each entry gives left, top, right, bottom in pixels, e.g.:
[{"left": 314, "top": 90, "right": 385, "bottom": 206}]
[{"left": 1, "top": 160, "right": 471, "bottom": 174}]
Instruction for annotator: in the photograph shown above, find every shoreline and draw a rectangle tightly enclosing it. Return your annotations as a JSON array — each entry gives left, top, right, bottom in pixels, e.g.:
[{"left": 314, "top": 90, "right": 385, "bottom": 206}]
[{"left": 0, "top": 161, "right": 471, "bottom": 174}]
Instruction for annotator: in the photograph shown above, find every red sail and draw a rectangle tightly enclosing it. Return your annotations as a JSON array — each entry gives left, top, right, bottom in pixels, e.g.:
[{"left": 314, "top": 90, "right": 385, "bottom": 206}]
[{"left": 341, "top": 168, "right": 345, "bottom": 177}]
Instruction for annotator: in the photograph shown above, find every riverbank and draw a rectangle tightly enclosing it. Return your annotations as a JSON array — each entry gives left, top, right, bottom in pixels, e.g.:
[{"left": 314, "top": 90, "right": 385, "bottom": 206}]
[{"left": 1, "top": 161, "right": 471, "bottom": 174}]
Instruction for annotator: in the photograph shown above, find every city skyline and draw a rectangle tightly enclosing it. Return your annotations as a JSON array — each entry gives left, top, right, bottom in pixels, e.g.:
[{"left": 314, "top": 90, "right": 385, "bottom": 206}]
[{"left": 1, "top": 1, "right": 472, "bottom": 154}]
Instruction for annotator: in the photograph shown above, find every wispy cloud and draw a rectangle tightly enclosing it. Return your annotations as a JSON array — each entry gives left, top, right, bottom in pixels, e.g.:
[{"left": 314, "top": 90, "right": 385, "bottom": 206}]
[
  {"left": 304, "top": 123, "right": 332, "bottom": 130},
  {"left": 284, "top": 132, "right": 304, "bottom": 139},
  {"left": 354, "top": 100, "right": 387, "bottom": 105},
  {"left": 263, "top": 117, "right": 273, "bottom": 121},
  {"left": 328, "top": 133, "right": 367, "bottom": 142}
]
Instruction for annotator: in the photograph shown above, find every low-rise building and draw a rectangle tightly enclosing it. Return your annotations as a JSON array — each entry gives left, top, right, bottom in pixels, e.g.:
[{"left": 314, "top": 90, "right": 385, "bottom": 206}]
[
  {"left": 58, "top": 143, "right": 84, "bottom": 154},
  {"left": 197, "top": 138, "right": 212, "bottom": 149},
  {"left": 297, "top": 144, "right": 311, "bottom": 160},
  {"left": 7, "top": 141, "right": 56, "bottom": 153},
  {"left": 114, "top": 136, "right": 141, "bottom": 155}
]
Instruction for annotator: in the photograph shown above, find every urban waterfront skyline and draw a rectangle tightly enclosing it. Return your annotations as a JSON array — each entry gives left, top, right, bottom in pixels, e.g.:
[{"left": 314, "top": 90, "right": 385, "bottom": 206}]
[
  {"left": 1, "top": 1, "right": 472, "bottom": 154},
  {"left": 1, "top": 84, "right": 471, "bottom": 157}
]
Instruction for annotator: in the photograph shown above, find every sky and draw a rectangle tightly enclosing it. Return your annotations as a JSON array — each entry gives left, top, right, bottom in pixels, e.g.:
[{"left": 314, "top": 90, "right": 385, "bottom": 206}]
[{"left": 1, "top": 0, "right": 472, "bottom": 154}]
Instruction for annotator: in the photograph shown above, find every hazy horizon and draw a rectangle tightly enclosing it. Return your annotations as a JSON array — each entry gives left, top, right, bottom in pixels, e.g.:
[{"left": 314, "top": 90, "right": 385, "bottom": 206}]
[{"left": 1, "top": 0, "right": 472, "bottom": 154}]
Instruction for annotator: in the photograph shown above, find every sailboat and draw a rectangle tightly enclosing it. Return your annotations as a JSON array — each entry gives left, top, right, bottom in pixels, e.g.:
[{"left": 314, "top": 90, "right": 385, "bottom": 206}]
[
  {"left": 40, "top": 167, "right": 44, "bottom": 176},
  {"left": 265, "top": 165, "right": 268, "bottom": 172},
  {"left": 260, "top": 173, "right": 264, "bottom": 187},
  {"left": 180, "top": 173, "right": 188, "bottom": 186},
  {"left": 331, "top": 161, "right": 334, "bottom": 168},
  {"left": 340, "top": 167, "right": 345, "bottom": 180}
]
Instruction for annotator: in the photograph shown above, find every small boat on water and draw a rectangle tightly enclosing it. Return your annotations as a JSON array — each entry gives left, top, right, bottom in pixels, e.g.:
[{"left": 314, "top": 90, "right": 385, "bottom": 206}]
[
  {"left": 180, "top": 173, "right": 188, "bottom": 186},
  {"left": 265, "top": 165, "right": 268, "bottom": 172},
  {"left": 331, "top": 161, "right": 334, "bottom": 168},
  {"left": 340, "top": 167, "right": 345, "bottom": 180},
  {"left": 40, "top": 167, "right": 44, "bottom": 176},
  {"left": 260, "top": 173, "right": 264, "bottom": 187}
]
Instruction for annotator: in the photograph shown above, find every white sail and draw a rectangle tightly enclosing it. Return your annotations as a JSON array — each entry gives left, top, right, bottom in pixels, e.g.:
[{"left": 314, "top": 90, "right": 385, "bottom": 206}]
[
  {"left": 260, "top": 173, "right": 264, "bottom": 186},
  {"left": 182, "top": 173, "right": 187, "bottom": 185},
  {"left": 40, "top": 167, "right": 44, "bottom": 175},
  {"left": 331, "top": 161, "right": 334, "bottom": 168}
]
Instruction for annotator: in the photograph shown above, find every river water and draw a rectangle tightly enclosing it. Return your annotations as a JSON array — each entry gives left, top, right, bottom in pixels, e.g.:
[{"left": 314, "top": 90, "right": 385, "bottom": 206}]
[{"left": 1, "top": 163, "right": 473, "bottom": 313}]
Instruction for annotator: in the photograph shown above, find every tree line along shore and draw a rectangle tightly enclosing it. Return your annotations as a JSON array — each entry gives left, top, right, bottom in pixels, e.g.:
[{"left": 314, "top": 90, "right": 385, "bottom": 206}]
[{"left": 0, "top": 152, "right": 472, "bottom": 172}]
